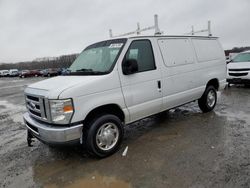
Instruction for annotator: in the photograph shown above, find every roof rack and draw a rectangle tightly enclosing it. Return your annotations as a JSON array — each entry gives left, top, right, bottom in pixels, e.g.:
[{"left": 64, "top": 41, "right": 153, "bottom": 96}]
[
  {"left": 184, "top": 21, "right": 212, "bottom": 36},
  {"left": 109, "top": 14, "right": 162, "bottom": 38},
  {"left": 109, "top": 15, "right": 212, "bottom": 38}
]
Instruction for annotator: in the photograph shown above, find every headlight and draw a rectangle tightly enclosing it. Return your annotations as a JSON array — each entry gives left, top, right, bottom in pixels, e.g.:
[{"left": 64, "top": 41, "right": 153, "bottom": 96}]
[{"left": 49, "top": 99, "right": 74, "bottom": 124}]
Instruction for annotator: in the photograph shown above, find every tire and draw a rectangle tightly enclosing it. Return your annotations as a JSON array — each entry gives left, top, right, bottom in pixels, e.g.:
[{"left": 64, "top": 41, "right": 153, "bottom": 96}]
[
  {"left": 244, "top": 84, "right": 250, "bottom": 88},
  {"left": 48, "top": 73, "right": 50, "bottom": 77},
  {"left": 82, "top": 114, "right": 124, "bottom": 158},
  {"left": 198, "top": 85, "right": 217, "bottom": 113}
]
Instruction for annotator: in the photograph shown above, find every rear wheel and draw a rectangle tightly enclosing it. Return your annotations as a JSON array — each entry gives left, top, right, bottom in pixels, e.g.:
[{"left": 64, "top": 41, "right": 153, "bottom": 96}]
[
  {"left": 198, "top": 85, "right": 217, "bottom": 113},
  {"left": 82, "top": 114, "right": 124, "bottom": 158}
]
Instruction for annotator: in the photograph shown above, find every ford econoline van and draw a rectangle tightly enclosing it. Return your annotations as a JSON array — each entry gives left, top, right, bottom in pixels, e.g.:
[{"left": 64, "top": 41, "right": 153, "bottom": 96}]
[
  {"left": 23, "top": 35, "right": 226, "bottom": 157},
  {"left": 227, "top": 50, "right": 250, "bottom": 86}
]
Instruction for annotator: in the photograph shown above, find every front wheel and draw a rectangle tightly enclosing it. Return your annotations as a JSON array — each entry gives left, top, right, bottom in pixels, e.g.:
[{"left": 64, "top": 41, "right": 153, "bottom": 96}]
[
  {"left": 198, "top": 86, "right": 217, "bottom": 113},
  {"left": 82, "top": 114, "right": 124, "bottom": 158}
]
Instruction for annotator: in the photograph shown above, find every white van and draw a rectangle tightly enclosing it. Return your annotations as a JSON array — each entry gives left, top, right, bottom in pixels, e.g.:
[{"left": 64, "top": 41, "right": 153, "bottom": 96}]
[
  {"left": 9, "top": 69, "right": 19, "bottom": 77},
  {"left": 23, "top": 36, "right": 226, "bottom": 157},
  {"left": 0, "top": 70, "right": 9, "bottom": 77},
  {"left": 0, "top": 70, "right": 4, "bottom": 77},
  {"left": 227, "top": 50, "right": 250, "bottom": 86}
]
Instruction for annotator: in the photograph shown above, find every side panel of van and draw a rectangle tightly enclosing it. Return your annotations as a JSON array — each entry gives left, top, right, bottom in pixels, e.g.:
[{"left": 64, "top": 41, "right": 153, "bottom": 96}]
[
  {"left": 191, "top": 38, "right": 226, "bottom": 90},
  {"left": 157, "top": 37, "right": 226, "bottom": 110},
  {"left": 158, "top": 38, "right": 200, "bottom": 109}
]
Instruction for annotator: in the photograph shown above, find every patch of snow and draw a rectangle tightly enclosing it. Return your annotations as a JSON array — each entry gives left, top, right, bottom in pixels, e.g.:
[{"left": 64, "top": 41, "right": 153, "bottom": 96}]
[{"left": 0, "top": 100, "right": 26, "bottom": 123}]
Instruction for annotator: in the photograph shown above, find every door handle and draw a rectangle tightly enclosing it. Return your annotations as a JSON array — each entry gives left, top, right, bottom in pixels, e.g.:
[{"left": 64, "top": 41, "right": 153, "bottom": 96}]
[{"left": 157, "top": 80, "right": 161, "bottom": 92}]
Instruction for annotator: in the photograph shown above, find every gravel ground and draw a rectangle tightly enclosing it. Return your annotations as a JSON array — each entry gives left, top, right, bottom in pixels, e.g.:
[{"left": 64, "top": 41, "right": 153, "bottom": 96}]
[{"left": 0, "top": 77, "right": 249, "bottom": 188}]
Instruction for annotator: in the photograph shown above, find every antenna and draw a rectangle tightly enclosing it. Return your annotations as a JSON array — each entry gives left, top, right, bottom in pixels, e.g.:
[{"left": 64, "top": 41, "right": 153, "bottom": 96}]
[
  {"left": 184, "top": 21, "right": 212, "bottom": 36},
  {"left": 109, "top": 14, "right": 162, "bottom": 38}
]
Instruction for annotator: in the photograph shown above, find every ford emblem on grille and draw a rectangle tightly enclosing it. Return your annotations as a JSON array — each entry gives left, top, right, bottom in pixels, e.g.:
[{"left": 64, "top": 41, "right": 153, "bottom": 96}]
[{"left": 29, "top": 102, "right": 36, "bottom": 109}]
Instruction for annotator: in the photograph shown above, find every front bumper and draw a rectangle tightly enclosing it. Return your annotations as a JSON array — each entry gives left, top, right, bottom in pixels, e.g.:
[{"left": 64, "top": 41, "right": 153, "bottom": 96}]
[
  {"left": 227, "top": 78, "right": 250, "bottom": 84},
  {"left": 23, "top": 112, "right": 83, "bottom": 144}
]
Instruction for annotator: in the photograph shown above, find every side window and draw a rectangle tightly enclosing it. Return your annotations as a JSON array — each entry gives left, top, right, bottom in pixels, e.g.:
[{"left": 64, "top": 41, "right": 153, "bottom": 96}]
[
  {"left": 192, "top": 39, "right": 223, "bottom": 62},
  {"left": 124, "top": 40, "right": 156, "bottom": 72},
  {"left": 158, "top": 38, "right": 195, "bottom": 67}
]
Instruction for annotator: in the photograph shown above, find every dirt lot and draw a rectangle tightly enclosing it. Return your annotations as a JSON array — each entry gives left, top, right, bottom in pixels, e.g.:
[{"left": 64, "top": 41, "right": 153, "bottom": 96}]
[{"left": 0, "top": 77, "right": 249, "bottom": 188}]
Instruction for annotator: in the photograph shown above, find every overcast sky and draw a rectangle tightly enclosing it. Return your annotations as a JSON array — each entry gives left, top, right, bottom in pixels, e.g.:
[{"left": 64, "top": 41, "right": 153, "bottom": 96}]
[{"left": 0, "top": 0, "right": 250, "bottom": 63}]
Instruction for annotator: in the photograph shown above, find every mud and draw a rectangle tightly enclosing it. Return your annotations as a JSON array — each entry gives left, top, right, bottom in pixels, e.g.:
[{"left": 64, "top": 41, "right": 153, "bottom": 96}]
[{"left": 0, "top": 77, "right": 249, "bottom": 188}]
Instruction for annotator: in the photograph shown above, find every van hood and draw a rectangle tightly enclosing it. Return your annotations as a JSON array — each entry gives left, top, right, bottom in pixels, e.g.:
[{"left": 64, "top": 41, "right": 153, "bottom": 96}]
[
  {"left": 25, "top": 76, "right": 104, "bottom": 99},
  {"left": 227, "top": 61, "right": 250, "bottom": 69}
]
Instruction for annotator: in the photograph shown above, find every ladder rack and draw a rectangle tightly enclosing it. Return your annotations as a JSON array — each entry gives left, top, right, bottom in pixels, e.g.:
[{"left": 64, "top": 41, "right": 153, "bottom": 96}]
[
  {"left": 184, "top": 20, "right": 212, "bottom": 36},
  {"left": 109, "top": 15, "right": 212, "bottom": 38},
  {"left": 109, "top": 14, "right": 162, "bottom": 38}
]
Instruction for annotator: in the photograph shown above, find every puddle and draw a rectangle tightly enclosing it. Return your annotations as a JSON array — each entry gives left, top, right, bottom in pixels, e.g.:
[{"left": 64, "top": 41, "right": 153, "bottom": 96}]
[
  {"left": 32, "top": 152, "right": 133, "bottom": 188},
  {"left": 156, "top": 133, "right": 180, "bottom": 141},
  {"left": 44, "top": 172, "right": 131, "bottom": 188},
  {"left": 216, "top": 108, "right": 250, "bottom": 123},
  {"left": 34, "top": 160, "right": 131, "bottom": 188}
]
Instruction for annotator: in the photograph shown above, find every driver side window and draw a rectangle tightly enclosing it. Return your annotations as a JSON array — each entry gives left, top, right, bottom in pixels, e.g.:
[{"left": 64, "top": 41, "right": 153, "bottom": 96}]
[{"left": 125, "top": 40, "right": 156, "bottom": 72}]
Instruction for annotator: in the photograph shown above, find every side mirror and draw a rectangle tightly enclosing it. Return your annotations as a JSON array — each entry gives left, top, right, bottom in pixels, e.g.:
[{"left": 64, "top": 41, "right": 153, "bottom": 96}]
[{"left": 122, "top": 59, "right": 138, "bottom": 75}]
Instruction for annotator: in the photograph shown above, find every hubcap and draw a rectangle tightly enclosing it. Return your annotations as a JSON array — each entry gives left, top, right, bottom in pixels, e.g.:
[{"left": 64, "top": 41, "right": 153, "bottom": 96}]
[
  {"left": 207, "top": 90, "right": 216, "bottom": 107},
  {"left": 96, "top": 122, "right": 119, "bottom": 151}
]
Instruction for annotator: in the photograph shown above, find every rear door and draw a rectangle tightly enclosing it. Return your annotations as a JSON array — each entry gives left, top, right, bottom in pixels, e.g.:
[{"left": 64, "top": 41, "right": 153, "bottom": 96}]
[{"left": 118, "top": 39, "right": 162, "bottom": 122}]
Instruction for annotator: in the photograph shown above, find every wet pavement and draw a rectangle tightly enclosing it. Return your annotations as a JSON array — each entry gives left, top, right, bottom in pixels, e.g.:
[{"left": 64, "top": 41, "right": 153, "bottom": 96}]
[{"left": 0, "top": 77, "right": 249, "bottom": 188}]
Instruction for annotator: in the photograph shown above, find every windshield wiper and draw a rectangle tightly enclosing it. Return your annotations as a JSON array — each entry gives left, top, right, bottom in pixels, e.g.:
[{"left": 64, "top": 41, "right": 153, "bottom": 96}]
[
  {"left": 76, "top": 68, "right": 94, "bottom": 72},
  {"left": 68, "top": 69, "right": 107, "bottom": 75},
  {"left": 75, "top": 68, "right": 105, "bottom": 74}
]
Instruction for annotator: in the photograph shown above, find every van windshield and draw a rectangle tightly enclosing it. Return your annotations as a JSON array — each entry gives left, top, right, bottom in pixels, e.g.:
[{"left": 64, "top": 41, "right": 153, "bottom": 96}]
[
  {"left": 69, "top": 38, "right": 127, "bottom": 75},
  {"left": 232, "top": 53, "right": 250, "bottom": 62}
]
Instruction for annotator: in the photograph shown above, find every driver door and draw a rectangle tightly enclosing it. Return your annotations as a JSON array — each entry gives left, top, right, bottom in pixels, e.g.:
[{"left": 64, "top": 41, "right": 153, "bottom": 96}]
[{"left": 118, "top": 39, "right": 162, "bottom": 122}]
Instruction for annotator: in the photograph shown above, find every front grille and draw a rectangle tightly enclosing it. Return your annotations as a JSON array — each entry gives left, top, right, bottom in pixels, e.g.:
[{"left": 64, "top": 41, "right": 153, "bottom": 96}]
[
  {"left": 27, "top": 95, "right": 39, "bottom": 102},
  {"left": 229, "top": 68, "right": 250, "bottom": 71},
  {"left": 29, "top": 109, "right": 41, "bottom": 117},
  {"left": 35, "top": 105, "right": 40, "bottom": 110},
  {"left": 25, "top": 94, "right": 49, "bottom": 122},
  {"left": 229, "top": 72, "right": 248, "bottom": 77}
]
